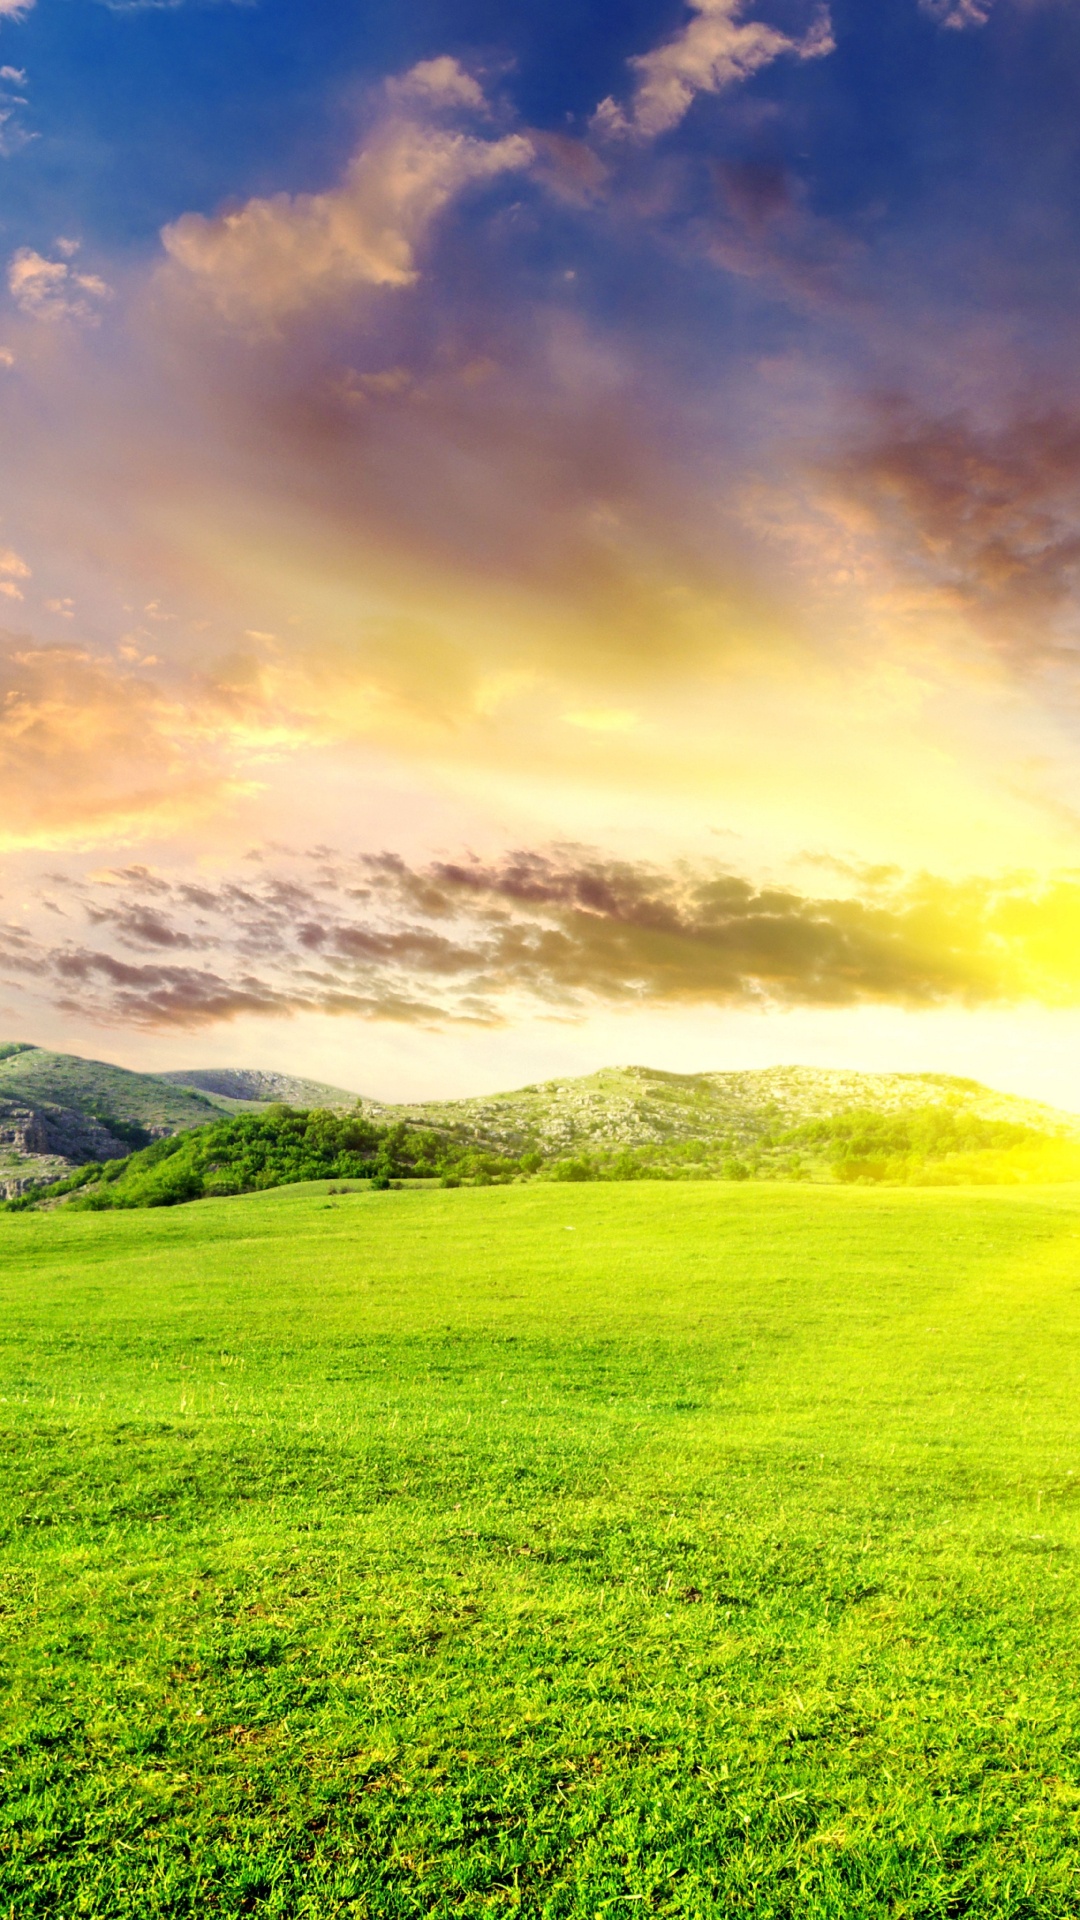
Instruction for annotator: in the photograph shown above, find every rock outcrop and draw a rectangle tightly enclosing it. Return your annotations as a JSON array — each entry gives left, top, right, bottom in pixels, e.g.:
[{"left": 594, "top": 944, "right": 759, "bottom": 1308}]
[{"left": 0, "top": 1099, "right": 132, "bottom": 1198}]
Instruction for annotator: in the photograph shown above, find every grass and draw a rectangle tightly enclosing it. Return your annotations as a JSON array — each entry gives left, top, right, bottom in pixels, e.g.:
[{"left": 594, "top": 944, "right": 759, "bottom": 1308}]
[{"left": 1, "top": 1179, "right": 1080, "bottom": 1916}]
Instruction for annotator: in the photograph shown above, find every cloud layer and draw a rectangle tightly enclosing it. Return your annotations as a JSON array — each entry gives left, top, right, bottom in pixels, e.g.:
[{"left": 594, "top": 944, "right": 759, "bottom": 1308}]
[{"left": 6, "top": 846, "right": 1080, "bottom": 1032}]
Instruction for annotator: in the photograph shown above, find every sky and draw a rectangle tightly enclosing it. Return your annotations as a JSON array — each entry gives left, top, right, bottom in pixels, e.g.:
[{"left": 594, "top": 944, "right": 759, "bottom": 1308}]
[{"left": 3, "top": 0, "right": 1080, "bottom": 1103}]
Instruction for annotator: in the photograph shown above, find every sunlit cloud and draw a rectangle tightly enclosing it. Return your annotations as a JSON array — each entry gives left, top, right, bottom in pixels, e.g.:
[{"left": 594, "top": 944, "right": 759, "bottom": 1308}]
[
  {"left": 0, "top": 630, "right": 280, "bottom": 850},
  {"left": 7, "top": 249, "right": 111, "bottom": 323},
  {"left": 3, "top": 845, "right": 1080, "bottom": 1038},
  {"left": 161, "top": 61, "right": 531, "bottom": 333},
  {"left": 594, "top": 0, "right": 834, "bottom": 140}
]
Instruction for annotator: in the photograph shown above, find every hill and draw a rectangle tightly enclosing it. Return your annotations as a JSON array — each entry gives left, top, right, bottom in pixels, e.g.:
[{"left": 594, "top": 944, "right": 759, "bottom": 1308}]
[
  {"left": 0, "top": 1045, "right": 218, "bottom": 1196},
  {"left": 13, "top": 1059, "right": 1080, "bottom": 1211},
  {"left": 361, "top": 1063, "right": 1080, "bottom": 1178},
  {"left": 158, "top": 1067, "right": 361, "bottom": 1111},
  {"left": 7, "top": 1051, "right": 1080, "bottom": 1204}
]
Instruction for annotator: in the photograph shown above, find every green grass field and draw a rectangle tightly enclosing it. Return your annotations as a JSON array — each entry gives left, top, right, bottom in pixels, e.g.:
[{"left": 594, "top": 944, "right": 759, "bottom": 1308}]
[{"left": 2, "top": 1181, "right": 1080, "bottom": 1917}]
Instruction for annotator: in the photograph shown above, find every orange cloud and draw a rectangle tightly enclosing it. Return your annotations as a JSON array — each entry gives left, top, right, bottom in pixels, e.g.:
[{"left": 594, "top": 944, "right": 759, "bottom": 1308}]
[{"left": 0, "top": 630, "right": 277, "bottom": 849}]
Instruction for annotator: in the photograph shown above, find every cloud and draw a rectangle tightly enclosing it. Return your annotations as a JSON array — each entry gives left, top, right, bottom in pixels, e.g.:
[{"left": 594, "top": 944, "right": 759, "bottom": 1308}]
[
  {"left": 386, "top": 56, "right": 489, "bottom": 113},
  {"left": 919, "top": 0, "right": 993, "bottom": 25},
  {"left": 825, "top": 401, "right": 1080, "bottom": 657},
  {"left": 0, "top": 630, "right": 285, "bottom": 849},
  {"left": 161, "top": 61, "right": 532, "bottom": 331},
  {"left": 19, "top": 843, "right": 1080, "bottom": 1031},
  {"left": 0, "top": 58, "right": 31, "bottom": 157},
  {"left": 0, "top": 56, "right": 826, "bottom": 776},
  {"left": 702, "top": 156, "right": 858, "bottom": 307},
  {"left": 917, "top": 0, "right": 1061, "bottom": 27},
  {"left": 0, "top": 546, "right": 28, "bottom": 600},
  {"left": 594, "top": 0, "right": 834, "bottom": 140},
  {"left": 416, "top": 849, "right": 1003, "bottom": 1007},
  {"left": 96, "top": 0, "right": 254, "bottom": 9},
  {"left": 20, "top": 223, "right": 769, "bottom": 717},
  {"left": 0, "top": 0, "right": 34, "bottom": 18},
  {"left": 7, "top": 249, "right": 111, "bottom": 323}
]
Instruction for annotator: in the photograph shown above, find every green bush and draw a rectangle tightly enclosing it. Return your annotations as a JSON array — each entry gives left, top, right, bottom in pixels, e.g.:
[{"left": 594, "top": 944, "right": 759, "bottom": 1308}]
[{"left": 11, "top": 1107, "right": 531, "bottom": 1213}]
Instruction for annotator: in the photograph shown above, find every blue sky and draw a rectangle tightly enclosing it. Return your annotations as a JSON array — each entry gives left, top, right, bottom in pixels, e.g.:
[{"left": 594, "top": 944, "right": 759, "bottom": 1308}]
[{"left": 6, "top": 2, "right": 1076, "bottom": 260}]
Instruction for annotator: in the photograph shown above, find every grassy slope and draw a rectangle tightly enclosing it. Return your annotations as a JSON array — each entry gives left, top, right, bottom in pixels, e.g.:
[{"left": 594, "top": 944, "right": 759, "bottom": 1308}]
[
  {"left": 0, "top": 1048, "right": 216, "bottom": 1135},
  {"left": 2, "top": 1182, "right": 1080, "bottom": 1916}
]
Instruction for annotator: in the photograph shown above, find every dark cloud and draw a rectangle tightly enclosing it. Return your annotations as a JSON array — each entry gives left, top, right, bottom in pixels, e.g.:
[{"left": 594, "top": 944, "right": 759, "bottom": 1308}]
[
  {"left": 84, "top": 904, "right": 201, "bottom": 950},
  {"left": 22, "top": 844, "right": 1080, "bottom": 1029},
  {"left": 702, "top": 157, "right": 859, "bottom": 308},
  {"left": 828, "top": 401, "right": 1080, "bottom": 655}
]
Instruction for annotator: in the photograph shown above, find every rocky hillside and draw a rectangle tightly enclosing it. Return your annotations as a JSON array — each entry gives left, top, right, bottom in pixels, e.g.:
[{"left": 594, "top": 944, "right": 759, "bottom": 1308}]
[
  {"left": 158, "top": 1068, "right": 360, "bottom": 1111},
  {"left": 0, "top": 1046, "right": 218, "bottom": 1196},
  {"left": 359, "top": 1064, "right": 1080, "bottom": 1169}
]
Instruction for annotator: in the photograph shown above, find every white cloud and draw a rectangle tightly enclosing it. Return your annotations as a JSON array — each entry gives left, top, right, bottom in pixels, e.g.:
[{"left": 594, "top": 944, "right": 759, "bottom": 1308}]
[
  {"left": 386, "top": 56, "right": 488, "bottom": 113},
  {"left": 0, "top": 57, "right": 30, "bottom": 155},
  {"left": 99, "top": 0, "right": 251, "bottom": 10},
  {"left": 7, "top": 248, "right": 112, "bottom": 322},
  {"left": 0, "top": 106, "right": 34, "bottom": 158},
  {"left": 161, "top": 62, "right": 532, "bottom": 331},
  {"left": 594, "top": 0, "right": 834, "bottom": 140},
  {"left": 0, "top": 0, "right": 34, "bottom": 17}
]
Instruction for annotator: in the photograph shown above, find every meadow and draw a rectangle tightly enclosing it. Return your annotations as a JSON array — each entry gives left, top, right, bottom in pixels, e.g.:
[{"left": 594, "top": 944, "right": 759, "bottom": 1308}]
[{"left": 1, "top": 1180, "right": 1079, "bottom": 1917}]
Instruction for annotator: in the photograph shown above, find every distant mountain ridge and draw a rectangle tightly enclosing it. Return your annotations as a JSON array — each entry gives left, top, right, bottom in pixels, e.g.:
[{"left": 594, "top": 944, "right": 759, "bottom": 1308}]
[{"left": 159, "top": 1068, "right": 361, "bottom": 1110}]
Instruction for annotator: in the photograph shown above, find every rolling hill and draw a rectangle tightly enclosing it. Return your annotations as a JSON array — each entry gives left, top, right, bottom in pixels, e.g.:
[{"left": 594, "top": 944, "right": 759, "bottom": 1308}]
[
  {"left": 6, "top": 1048, "right": 1080, "bottom": 1200},
  {"left": 0, "top": 1045, "right": 218, "bottom": 1196}
]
